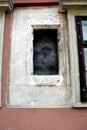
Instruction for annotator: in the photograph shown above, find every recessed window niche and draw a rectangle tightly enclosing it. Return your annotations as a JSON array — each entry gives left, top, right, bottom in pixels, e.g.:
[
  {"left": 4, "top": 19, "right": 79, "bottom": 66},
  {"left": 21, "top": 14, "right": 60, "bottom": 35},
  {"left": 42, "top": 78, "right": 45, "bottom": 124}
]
[{"left": 33, "top": 29, "right": 58, "bottom": 75}]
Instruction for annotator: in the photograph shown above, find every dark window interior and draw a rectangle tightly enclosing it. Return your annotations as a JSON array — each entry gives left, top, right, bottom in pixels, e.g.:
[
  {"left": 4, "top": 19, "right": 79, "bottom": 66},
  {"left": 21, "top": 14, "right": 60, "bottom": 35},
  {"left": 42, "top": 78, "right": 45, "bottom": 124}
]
[
  {"left": 76, "top": 16, "right": 87, "bottom": 102},
  {"left": 33, "top": 29, "right": 58, "bottom": 75}
]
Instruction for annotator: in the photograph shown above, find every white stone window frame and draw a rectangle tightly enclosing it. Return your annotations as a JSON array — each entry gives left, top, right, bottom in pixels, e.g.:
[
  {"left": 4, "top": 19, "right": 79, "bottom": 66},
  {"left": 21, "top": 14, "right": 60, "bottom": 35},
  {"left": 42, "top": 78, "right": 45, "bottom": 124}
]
[
  {"left": 0, "top": 13, "right": 5, "bottom": 107},
  {"left": 68, "top": 8, "right": 87, "bottom": 107},
  {"left": 28, "top": 24, "right": 67, "bottom": 87}
]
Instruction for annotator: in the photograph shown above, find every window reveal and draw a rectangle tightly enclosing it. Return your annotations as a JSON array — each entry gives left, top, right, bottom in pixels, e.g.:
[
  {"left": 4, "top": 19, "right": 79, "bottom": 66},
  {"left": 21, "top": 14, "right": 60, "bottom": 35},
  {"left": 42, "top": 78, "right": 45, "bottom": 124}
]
[{"left": 33, "top": 29, "right": 58, "bottom": 75}]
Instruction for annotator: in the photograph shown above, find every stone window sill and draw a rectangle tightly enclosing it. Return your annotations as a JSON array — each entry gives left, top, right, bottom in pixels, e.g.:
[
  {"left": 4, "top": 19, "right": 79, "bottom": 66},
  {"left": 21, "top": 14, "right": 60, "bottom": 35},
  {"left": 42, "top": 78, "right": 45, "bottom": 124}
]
[{"left": 73, "top": 103, "right": 87, "bottom": 108}]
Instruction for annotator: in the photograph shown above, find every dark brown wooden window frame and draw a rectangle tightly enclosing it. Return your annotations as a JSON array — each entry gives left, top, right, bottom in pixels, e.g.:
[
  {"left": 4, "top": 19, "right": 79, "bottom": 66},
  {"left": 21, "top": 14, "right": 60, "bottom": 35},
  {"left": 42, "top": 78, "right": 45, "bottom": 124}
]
[
  {"left": 76, "top": 16, "right": 87, "bottom": 102},
  {"left": 13, "top": 0, "right": 59, "bottom": 7}
]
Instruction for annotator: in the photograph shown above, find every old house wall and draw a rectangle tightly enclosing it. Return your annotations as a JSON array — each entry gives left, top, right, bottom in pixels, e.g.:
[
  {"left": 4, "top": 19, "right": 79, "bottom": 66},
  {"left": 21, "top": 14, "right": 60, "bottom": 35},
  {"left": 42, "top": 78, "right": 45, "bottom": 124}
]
[
  {"left": 7, "top": 6, "right": 70, "bottom": 108},
  {"left": 0, "top": 2, "right": 87, "bottom": 130}
]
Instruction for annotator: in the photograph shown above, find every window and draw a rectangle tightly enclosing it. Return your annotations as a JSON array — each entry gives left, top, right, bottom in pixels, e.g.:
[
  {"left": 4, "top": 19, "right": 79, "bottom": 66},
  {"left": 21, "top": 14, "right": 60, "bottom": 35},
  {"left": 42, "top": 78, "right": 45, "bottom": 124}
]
[
  {"left": 33, "top": 29, "right": 58, "bottom": 75},
  {"left": 76, "top": 16, "right": 87, "bottom": 102}
]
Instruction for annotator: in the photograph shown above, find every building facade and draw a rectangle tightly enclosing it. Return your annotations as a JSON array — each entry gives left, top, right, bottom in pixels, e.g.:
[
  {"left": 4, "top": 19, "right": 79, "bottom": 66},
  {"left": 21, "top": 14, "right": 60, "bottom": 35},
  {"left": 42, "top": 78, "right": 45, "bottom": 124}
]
[{"left": 0, "top": 0, "right": 87, "bottom": 130}]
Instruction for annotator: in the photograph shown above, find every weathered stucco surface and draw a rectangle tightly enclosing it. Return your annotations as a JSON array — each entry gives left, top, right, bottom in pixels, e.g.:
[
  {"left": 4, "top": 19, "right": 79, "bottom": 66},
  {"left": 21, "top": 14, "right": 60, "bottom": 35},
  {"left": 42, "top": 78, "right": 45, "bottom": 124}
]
[{"left": 8, "top": 6, "right": 70, "bottom": 107}]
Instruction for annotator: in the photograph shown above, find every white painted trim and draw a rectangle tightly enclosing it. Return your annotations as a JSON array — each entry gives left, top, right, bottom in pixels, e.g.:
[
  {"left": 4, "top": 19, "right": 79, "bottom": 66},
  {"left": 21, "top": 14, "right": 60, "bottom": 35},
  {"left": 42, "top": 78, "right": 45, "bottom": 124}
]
[
  {"left": 7, "top": 104, "right": 72, "bottom": 108},
  {"left": 62, "top": 0, "right": 87, "bottom": 5},
  {"left": 0, "top": 13, "right": 5, "bottom": 107}
]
